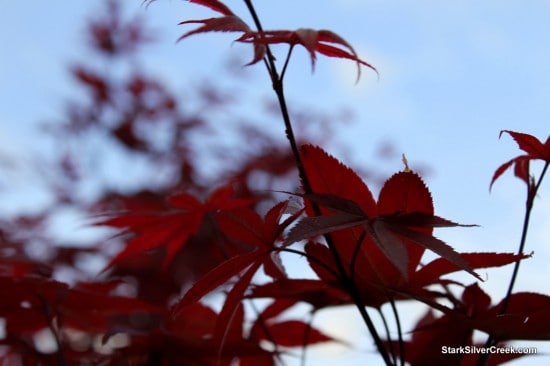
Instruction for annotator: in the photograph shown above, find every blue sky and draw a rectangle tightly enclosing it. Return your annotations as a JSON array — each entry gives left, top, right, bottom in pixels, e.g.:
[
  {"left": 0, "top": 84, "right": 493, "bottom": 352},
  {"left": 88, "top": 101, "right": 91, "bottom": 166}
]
[{"left": 1, "top": 1, "right": 549, "bottom": 365}]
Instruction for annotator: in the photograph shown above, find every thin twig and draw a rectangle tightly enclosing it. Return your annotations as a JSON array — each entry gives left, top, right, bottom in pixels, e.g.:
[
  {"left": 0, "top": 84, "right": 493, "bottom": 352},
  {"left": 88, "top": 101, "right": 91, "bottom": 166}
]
[
  {"left": 377, "top": 307, "right": 397, "bottom": 366},
  {"left": 280, "top": 45, "right": 295, "bottom": 82},
  {"left": 500, "top": 161, "right": 548, "bottom": 312},
  {"left": 349, "top": 230, "right": 367, "bottom": 285},
  {"left": 242, "top": 2, "right": 393, "bottom": 364},
  {"left": 389, "top": 297, "right": 405, "bottom": 366},
  {"left": 476, "top": 161, "right": 549, "bottom": 366}
]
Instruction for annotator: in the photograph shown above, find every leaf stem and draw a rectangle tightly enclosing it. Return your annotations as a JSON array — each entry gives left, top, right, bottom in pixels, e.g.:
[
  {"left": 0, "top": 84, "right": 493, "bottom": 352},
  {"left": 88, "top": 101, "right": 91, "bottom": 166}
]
[
  {"left": 351, "top": 230, "right": 405, "bottom": 365},
  {"left": 349, "top": 230, "right": 367, "bottom": 284},
  {"left": 280, "top": 45, "right": 295, "bottom": 82},
  {"left": 389, "top": 297, "right": 405, "bottom": 366},
  {"left": 500, "top": 161, "right": 548, "bottom": 312},
  {"left": 377, "top": 307, "right": 397, "bottom": 366},
  {"left": 242, "top": 0, "right": 310, "bottom": 194}
]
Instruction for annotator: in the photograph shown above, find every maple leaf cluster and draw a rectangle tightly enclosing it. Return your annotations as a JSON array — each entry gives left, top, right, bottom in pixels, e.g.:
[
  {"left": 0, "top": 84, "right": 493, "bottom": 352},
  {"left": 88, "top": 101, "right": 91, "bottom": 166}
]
[
  {"left": 171, "top": 0, "right": 377, "bottom": 81},
  {"left": 1, "top": 0, "right": 549, "bottom": 365}
]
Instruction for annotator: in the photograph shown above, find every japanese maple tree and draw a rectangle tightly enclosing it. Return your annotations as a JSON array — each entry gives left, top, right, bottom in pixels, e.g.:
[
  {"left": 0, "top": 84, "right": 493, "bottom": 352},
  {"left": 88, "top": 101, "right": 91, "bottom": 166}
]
[{"left": 0, "top": 0, "right": 549, "bottom": 365}]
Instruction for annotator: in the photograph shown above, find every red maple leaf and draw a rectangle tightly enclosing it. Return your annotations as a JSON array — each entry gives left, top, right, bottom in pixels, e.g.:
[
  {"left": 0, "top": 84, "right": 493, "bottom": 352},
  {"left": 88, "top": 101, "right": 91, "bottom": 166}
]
[
  {"left": 480, "top": 292, "right": 550, "bottom": 341},
  {"left": 237, "top": 29, "right": 377, "bottom": 82},
  {"left": 384, "top": 289, "right": 529, "bottom": 365},
  {"left": 0, "top": 277, "right": 162, "bottom": 341},
  {"left": 248, "top": 299, "right": 338, "bottom": 352},
  {"left": 249, "top": 278, "right": 351, "bottom": 310},
  {"left": 100, "top": 184, "right": 254, "bottom": 270},
  {"left": 490, "top": 130, "right": 550, "bottom": 192},
  {"left": 281, "top": 145, "right": 530, "bottom": 309},
  {"left": 152, "top": 1, "right": 377, "bottom": 82},
  {"left": 160, "top": 302, "right": 275, "bottom": 365},
  {"left": 287, "top": 144, "right": 480, "bottom": 282},
  {"left": 178, "top": 16, "right": 250, "bottom": 41},
  {"left": 171, "top": 0, "right": 270, "bottom": 67},
  {"left": 300, "top": 237, "right": 528, "bottom": 309},
  {"left": 406, "top": 284, "right": 550, "bottom": 342},
  {"left": 170, "top": 202, "right": 300, "bottom": 303},
  {"left": 169, "top": 200, "right": 302, "bottom": 356}
]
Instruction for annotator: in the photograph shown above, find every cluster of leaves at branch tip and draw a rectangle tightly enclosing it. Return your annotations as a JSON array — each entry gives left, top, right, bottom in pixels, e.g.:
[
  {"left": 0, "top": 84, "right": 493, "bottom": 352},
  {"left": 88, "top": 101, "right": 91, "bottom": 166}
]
[{"left": 169, "top": 0, "right": 377, "bottom": 83}]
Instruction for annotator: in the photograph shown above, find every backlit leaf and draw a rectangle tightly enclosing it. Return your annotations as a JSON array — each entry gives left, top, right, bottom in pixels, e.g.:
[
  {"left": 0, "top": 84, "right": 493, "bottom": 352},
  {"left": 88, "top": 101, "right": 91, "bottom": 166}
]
[
  {"left": 490, "top": 130, "right": 550, "bottom": 191},
  {"left": 237, "top": 29, "right": 377, "bottom": 82}
]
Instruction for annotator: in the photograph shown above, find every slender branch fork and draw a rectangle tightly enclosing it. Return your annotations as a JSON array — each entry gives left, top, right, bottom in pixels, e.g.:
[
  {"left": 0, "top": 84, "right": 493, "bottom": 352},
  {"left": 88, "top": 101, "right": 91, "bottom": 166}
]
[
  {"left": 241, "top": 1, "right": 394, "bottom": 365},
  {"left": 476, "top": 161, "right": 549, "bottom": 366},
  {"left": 500, "top": 161, "right": 549, "bottom": 312}
]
